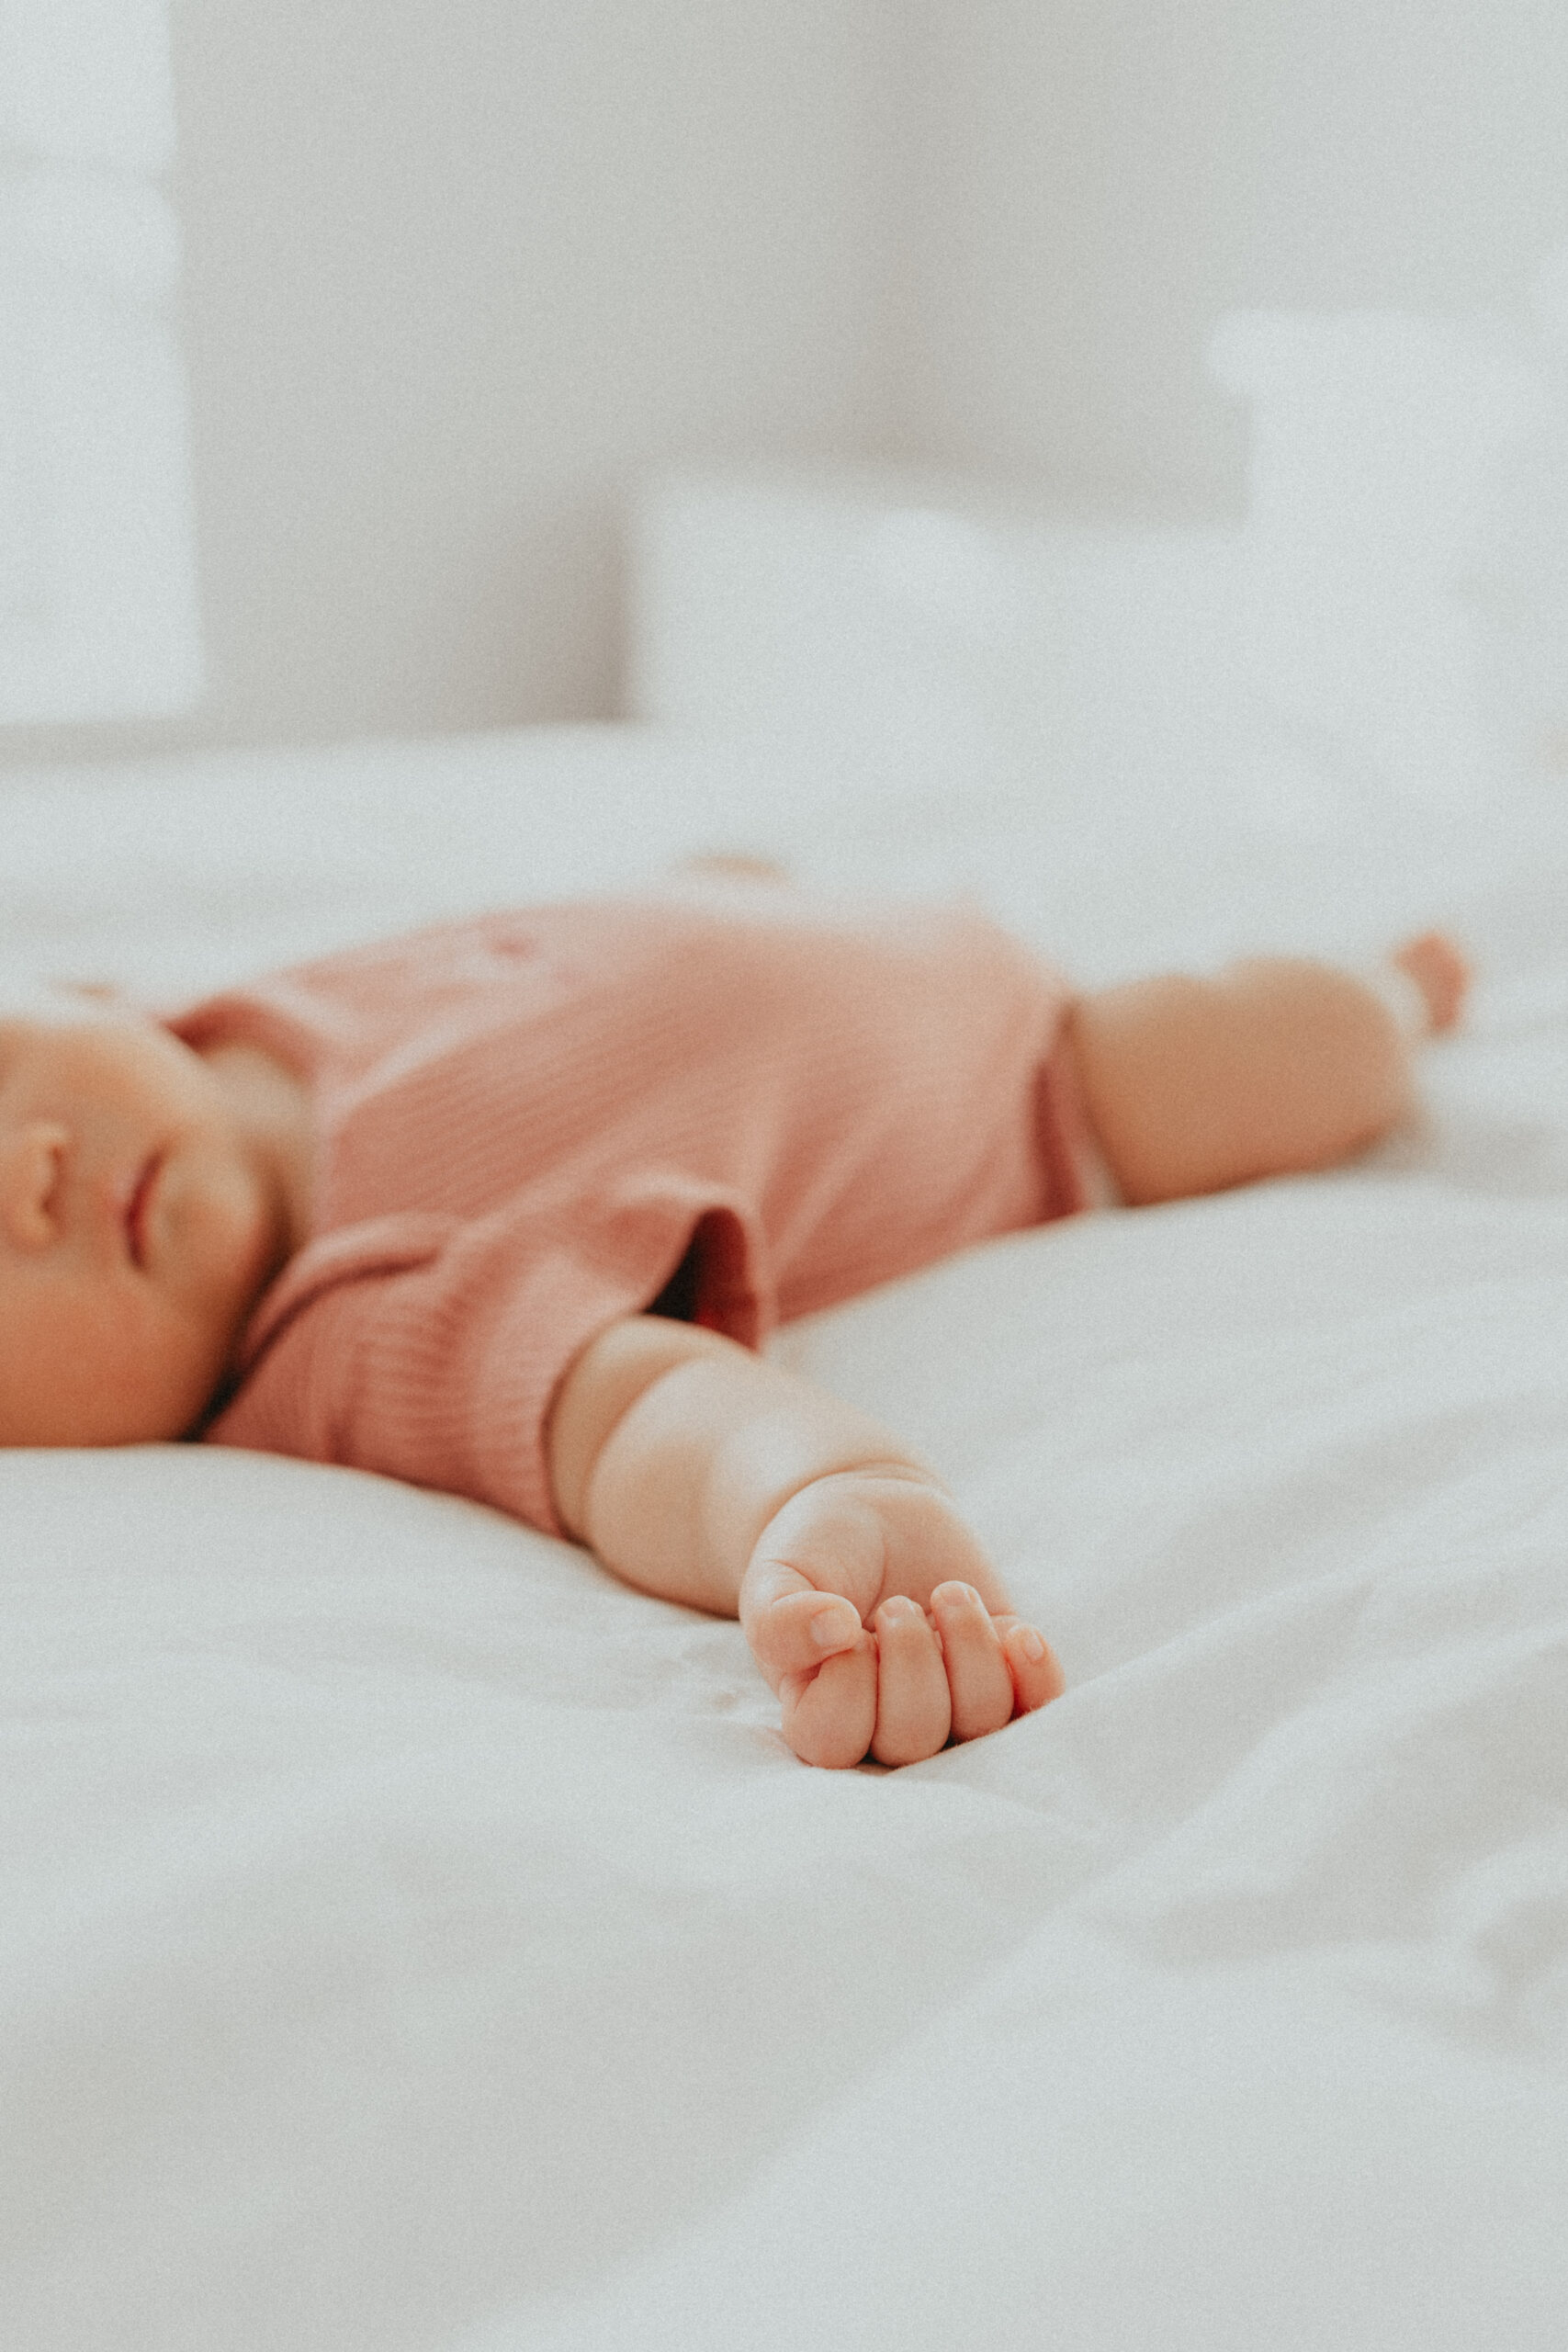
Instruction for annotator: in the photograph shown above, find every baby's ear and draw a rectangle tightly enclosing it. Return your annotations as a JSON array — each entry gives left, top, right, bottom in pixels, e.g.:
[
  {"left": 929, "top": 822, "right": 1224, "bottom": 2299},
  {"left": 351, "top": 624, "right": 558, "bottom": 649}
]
[
  {"left": 677, "top": 853, "right": 790, "bottom": 883},
  {"left": 6, "top": 978, "right": 149, "bottom": 1028},
  {"left": 53, "top": 979, "right": 147, "bottom": 1018},
  {"left": 0, "top": 976, "right": 138, "bottom": 1023}
]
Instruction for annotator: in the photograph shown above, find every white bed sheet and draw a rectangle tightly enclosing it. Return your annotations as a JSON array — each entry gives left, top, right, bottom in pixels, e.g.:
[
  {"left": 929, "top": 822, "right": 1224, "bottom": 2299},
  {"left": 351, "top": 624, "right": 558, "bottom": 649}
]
[{"left": 2, "top": 724, "right": 1566, "bottom": 2350}]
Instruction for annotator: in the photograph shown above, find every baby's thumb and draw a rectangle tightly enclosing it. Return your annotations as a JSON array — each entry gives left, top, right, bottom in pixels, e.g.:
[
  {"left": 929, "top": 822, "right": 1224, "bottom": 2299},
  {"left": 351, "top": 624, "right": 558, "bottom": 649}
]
[{"left": 739, "top": 1552, "right": 863, "bottom": 1688}]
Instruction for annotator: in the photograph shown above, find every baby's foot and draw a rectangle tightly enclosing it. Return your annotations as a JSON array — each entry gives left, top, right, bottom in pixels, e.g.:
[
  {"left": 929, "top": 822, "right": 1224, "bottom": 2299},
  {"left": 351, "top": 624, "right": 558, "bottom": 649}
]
[{"left": 1392, "top": 932, "right": 1471, "bottom": 1035}]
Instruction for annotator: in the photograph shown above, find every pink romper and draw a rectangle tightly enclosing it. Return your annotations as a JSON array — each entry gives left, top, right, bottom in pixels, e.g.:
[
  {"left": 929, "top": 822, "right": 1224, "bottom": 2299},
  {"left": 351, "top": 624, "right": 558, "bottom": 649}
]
[{"left": 174, "top": 890, "right": 1095, "bottom": 1532}]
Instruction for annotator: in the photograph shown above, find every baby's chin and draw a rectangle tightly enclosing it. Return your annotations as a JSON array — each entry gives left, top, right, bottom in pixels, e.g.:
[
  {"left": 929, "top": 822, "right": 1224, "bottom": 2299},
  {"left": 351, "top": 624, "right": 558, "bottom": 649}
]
[{"left": 149, "top": 1142, "right": 288, "bottom": 1339}]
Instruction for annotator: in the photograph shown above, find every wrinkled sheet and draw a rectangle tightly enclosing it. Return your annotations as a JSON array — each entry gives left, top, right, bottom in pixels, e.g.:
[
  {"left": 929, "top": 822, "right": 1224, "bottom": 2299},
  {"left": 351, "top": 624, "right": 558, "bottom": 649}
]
[{"left": 2, "top": 726, "right": 1566, "bottom": 2350}]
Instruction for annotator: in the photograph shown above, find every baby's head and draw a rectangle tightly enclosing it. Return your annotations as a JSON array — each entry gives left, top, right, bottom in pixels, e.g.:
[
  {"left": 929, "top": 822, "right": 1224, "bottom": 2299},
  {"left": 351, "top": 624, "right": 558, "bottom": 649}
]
[{"left": 0, "top": 994, "right": 293, "bottom": 1445}]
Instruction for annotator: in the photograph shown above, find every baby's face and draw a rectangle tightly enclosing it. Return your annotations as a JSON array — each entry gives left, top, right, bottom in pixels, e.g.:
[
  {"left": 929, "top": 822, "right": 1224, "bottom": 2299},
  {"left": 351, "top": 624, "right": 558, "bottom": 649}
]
[{"left": 0, "top": 1007, "right": 289, "bottom": 1444}]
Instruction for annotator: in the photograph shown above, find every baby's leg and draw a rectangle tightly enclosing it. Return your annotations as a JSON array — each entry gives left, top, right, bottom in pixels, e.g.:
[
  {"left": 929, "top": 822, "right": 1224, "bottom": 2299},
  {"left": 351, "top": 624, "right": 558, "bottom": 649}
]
[{"left": 1067, "top": 933, "right": 1469, "bottom": 1208}]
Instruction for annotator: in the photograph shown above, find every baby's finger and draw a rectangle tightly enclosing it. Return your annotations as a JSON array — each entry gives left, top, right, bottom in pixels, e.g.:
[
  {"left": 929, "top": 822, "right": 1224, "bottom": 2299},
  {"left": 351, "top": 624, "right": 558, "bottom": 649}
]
[
  {"left": 931, "top": 1581, "right": 1015, "bottom": 1742},
  {"left": 741, "top": 1554, "right": 863, "bottom": 1689},
  {"left": 994, "top": 1617, "right": 1066, "bottom": 1717},
  {"left": 872, "top": 1598, "right": 951, "bottom": 1765},
  {"left": 780, "top": 1635, "right": 878, "bottom": 1769}
]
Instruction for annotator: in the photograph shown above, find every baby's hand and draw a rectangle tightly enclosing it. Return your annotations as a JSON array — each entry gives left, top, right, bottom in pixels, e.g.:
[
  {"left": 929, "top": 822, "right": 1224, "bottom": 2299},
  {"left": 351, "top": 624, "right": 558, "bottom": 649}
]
[{"left": 739, "top": 1471, "right": 1063, "bottom": 1768}]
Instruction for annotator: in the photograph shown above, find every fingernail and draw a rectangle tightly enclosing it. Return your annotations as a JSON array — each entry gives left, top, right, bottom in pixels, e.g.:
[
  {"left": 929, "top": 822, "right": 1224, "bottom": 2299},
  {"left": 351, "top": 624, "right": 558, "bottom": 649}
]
[
  {"left": 934, "top": 1583, "right": 978, "bottom": 1612},
  {"left": 1017, "top": 1629, "right": 1047, "bottom": 1662}
]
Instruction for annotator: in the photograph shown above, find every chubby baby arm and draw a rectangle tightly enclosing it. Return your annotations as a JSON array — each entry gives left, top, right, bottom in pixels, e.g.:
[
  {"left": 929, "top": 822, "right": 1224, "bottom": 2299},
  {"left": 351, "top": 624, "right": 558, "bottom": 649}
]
[{"left": 547, "top": 1316, "right": 1063, "bottom": 1767}]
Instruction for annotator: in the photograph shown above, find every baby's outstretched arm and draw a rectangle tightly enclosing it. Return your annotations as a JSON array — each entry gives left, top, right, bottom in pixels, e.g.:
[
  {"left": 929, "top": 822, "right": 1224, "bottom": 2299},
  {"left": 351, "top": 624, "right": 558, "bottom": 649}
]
[
  {"left": 547, "top": 1317, "right": 1062, "bottom": 1767},
  {"left": 1068, "top": 932, "right": 1470, "bottom": 1206}
]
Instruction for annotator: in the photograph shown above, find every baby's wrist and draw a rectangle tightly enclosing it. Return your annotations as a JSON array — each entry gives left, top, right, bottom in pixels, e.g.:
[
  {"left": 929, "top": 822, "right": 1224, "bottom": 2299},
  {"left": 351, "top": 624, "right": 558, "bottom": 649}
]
[
  {"left": 801, "top": 1459, "right": 947, "bottom": 1497},
  {"left": 753, "top": 1459, "right": 949, "bottom": 1540}
]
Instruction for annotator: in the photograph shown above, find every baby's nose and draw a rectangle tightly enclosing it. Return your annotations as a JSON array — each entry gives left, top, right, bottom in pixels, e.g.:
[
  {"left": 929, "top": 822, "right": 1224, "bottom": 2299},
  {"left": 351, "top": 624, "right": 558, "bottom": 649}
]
[{"left": 0, "top": 1120, "right": 71, "bottom": 1250}]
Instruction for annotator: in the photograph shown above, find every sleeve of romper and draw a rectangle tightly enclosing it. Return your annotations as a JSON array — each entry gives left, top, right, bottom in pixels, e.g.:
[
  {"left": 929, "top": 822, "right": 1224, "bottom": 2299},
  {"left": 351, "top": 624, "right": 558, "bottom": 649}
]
[{"left": 203, "top": 1176, "right": 773, "bottom": 1535}]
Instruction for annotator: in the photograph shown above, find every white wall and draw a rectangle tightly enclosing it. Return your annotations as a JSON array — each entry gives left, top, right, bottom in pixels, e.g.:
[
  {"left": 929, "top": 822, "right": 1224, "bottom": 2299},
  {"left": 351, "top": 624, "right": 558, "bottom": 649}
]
[
  {"left": 3, "top": 0, "right": 899, "bottom": 763},
  {"left": 9, "top": 0, "right": 1568, "bottom": 766},
  {"left": 892, "top": 0, "right": 1568, "bottom": 509}
]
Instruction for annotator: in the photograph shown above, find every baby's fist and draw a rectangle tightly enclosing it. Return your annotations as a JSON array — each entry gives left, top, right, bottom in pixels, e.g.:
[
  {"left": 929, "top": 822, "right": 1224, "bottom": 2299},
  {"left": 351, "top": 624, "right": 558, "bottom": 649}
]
[{"left": 739, "top": 1471, "right": 1062, "bottom": 1769}]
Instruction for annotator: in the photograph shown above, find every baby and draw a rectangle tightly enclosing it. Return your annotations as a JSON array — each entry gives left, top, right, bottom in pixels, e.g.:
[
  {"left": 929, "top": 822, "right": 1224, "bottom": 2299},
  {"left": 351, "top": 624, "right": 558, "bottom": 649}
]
[{"left": 0, "top": 876, "right": 1468, "bottom": 1769}]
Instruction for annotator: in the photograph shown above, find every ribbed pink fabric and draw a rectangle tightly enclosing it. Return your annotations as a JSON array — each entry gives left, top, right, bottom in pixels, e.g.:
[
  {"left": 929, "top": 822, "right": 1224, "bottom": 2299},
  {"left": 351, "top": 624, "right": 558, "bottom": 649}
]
[{"left": 173, "top": 889, "right": 1094, "bottom": 1532}]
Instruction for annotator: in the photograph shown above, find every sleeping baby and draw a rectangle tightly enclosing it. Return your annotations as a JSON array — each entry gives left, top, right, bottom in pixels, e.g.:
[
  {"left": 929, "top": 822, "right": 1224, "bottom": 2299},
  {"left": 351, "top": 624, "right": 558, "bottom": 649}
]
[{"left": 0, "top": 873, "right": 1467, "bottom": 1768}]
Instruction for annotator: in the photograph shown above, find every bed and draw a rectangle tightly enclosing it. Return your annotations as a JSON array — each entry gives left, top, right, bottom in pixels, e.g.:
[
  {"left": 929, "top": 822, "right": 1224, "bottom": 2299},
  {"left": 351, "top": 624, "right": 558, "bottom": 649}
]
[{"left": 4, "top": 562, "right": 1568, "bottom": 2346}]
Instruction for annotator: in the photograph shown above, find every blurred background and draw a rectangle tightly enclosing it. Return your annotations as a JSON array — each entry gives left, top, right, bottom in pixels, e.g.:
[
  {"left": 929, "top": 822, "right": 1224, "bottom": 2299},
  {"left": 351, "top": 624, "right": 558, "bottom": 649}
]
[{"left": 6, "top": 0, "right": 1568, "bottom": 773}]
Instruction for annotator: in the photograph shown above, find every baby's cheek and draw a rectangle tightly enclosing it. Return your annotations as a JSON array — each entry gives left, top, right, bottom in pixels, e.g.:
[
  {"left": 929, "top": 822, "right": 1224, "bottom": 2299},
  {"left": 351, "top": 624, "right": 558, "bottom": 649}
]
[{"left": 18, "top": 1283, "right": 214, "bottom": 1446}]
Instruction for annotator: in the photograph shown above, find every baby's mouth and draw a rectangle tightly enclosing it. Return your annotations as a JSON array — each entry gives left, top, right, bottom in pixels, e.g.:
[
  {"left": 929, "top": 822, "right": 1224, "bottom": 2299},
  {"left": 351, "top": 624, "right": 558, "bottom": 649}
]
[{"left": 125, "top": 1155, "right": 162, "bottom": 1268}]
